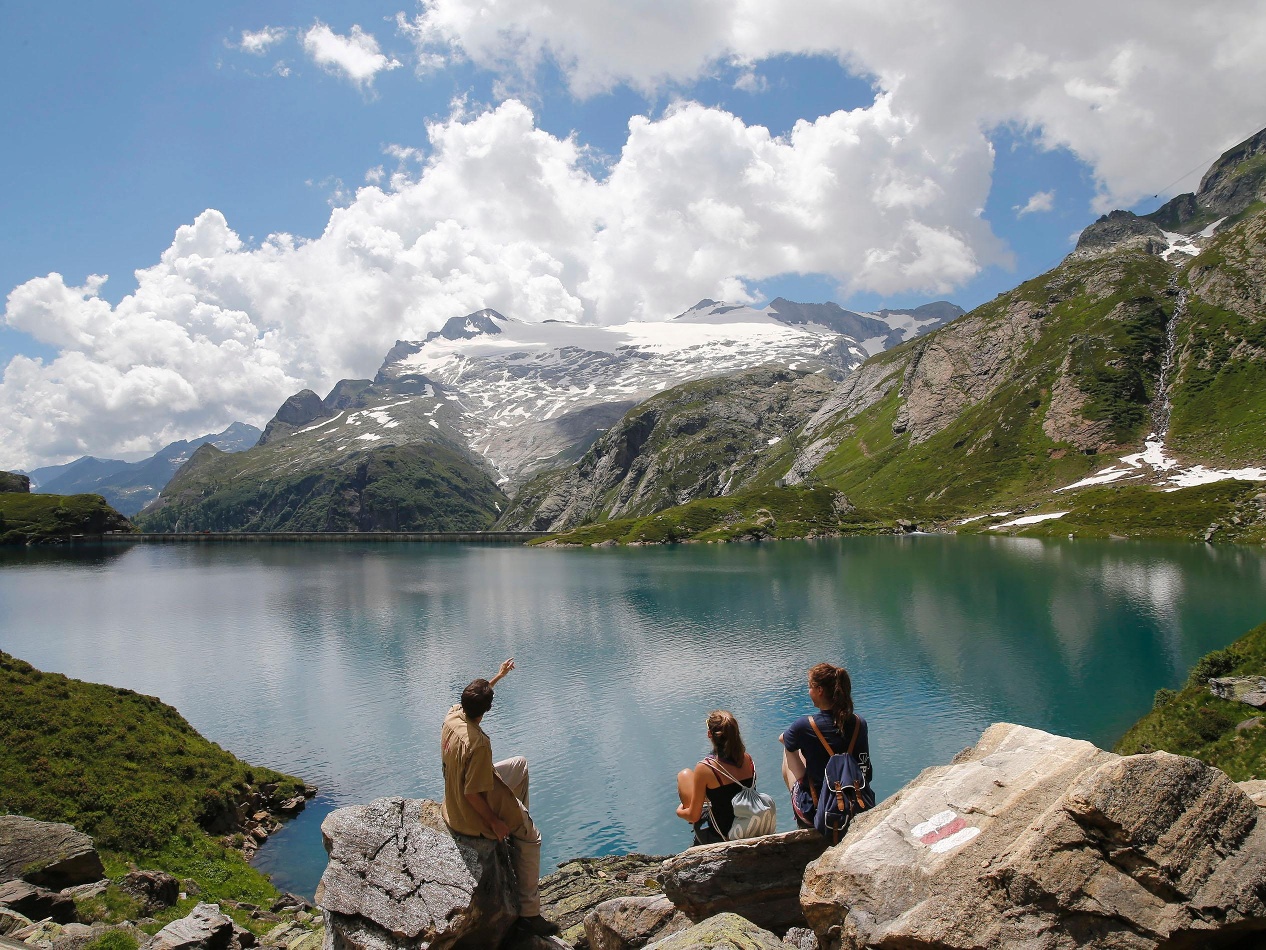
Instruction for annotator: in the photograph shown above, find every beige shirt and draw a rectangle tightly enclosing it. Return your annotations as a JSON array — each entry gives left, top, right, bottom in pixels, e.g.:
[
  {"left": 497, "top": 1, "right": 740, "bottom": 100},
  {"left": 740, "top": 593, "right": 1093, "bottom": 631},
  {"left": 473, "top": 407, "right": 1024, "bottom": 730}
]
[{"left": 439, "top": 703, "right": 525, "bottom": 837}]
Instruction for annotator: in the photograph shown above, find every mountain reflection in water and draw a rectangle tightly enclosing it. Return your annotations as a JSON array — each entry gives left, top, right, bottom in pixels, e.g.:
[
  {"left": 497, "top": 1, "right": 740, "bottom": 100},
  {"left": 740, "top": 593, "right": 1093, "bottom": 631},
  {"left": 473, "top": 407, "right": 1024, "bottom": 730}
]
[{"left": 2, "top": 536, "right": 1264, "bottom": 897}]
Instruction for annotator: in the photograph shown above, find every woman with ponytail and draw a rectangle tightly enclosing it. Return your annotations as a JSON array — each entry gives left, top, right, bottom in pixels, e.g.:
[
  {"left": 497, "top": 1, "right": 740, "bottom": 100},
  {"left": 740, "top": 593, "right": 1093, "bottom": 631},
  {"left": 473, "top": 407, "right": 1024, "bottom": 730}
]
[
  {"left": 779, "top": 663, "right": 872, "bottom": 828},
  {"left": 675, "top": 710, "right": 756, "bottom": 844}
]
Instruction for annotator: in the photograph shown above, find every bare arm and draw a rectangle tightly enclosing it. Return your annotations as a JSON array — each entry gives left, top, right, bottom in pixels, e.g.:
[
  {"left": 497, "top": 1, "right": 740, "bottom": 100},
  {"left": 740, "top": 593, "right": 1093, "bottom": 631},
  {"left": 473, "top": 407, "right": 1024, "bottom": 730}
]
[
  {"left": 489, "top": 657, "right": 515, "bottom": 687},
  {"left": 675, "top": 763, "right": 711, "bottom": 823},
  {"left": 464, "top": 791, "right": 511, "bottom": 840}
]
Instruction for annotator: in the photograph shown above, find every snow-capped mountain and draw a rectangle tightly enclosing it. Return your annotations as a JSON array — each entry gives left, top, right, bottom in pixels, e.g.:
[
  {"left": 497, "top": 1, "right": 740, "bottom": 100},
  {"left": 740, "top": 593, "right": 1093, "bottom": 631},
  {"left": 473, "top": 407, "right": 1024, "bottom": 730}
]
[{"left": 241, "top": 297, "right": 962, "bottom": 492}]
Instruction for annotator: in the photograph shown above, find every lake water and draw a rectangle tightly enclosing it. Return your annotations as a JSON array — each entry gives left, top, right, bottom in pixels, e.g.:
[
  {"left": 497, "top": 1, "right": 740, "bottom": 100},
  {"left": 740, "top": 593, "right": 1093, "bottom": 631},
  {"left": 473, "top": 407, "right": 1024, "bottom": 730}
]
[{"left": 2, "top": 536, "right": 1265, "bottom": 898}]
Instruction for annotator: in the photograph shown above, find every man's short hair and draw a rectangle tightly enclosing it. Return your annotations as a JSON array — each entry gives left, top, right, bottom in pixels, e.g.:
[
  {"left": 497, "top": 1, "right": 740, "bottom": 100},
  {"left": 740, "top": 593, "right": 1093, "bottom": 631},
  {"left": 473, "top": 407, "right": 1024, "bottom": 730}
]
[{"left": 461, "top": 679, "right": 494, "bottom": 719}]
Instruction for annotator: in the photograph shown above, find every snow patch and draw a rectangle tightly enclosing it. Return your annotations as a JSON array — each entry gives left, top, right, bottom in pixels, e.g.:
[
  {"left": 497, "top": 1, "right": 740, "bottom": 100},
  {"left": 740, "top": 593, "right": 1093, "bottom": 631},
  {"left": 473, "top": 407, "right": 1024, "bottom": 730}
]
[
  {"left": 992, "top": 511, "right": 1068, "bottom": 528},
  {"left": 1163, "top": 465, "right": 1266, "bottom": 490}
]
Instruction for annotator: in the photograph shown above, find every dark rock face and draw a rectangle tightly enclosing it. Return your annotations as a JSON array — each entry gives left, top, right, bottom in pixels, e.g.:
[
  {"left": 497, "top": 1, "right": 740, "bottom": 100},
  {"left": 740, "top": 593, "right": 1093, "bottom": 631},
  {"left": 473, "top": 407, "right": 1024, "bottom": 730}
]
[
  {"left": 657, "top": 830, "right": 827, "bottom": 934},
  {"left": 534, "top": 855, "right": 669, "bottom": 948},
  {"left": 259, "top": 391, "right": 330, "bottom": 446},
  {"left": 0, "top": 880, "right": 76, "bottom": 924},
  {"left": 120, "top": 870, "right": 180, "bottom": 914},
  {"left": 0, "top": 816, "right": 104, "bottom": 890},
  {"left": 0, "top": 472, "right": 30, "bottom": 493},
  {"left": 1074, "top": 210, "right": 1166, "bottom": 255},
  {"left": 316, "top": 798, "right": 518, "bottom": 950},
  {"left": 802, "top": 724, "right": 1266, "bottom": 950},
  {"left": 143, "top": 902, "right": 256, "bottom": 950}
]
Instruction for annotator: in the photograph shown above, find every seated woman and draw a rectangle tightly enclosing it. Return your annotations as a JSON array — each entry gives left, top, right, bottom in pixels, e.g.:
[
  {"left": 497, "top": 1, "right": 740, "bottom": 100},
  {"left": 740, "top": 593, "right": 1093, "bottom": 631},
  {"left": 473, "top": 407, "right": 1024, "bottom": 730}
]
[
  {"left": 779, "top": 662, "right": 872, "bottom": 828},
  {"left": 675, "top": 710, "right": 756, "bottom": 845}
]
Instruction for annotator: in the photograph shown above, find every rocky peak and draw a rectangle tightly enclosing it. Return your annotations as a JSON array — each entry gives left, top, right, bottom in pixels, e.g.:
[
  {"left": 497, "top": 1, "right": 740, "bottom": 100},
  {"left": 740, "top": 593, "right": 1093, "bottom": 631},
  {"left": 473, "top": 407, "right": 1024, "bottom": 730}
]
[
  {"left": 257, "top": 390, "right": 329, "bottom": 446},
  {"left": 1073, "top": 209, "right": 1166, "bottom": 257},
  {"left": 424, "top": 309, "right": 506, "bottom": 343}
]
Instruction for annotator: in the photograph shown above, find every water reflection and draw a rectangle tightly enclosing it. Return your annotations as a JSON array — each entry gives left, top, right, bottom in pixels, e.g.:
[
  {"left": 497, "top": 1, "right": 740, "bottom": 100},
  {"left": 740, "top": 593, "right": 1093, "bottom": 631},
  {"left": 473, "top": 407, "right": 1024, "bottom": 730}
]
[{"left": 2, "top": 537, "right": 1264, "bottom": 898}]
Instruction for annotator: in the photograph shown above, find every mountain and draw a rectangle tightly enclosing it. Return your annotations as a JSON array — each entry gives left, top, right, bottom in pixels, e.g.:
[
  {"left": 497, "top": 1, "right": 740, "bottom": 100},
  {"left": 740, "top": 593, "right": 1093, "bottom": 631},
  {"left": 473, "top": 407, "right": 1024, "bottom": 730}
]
[
  {"left": 30, "top": 422, "right": 262, "bottom": 516},
  {"left": 136, "top": 297, "right": 957, "bottom": 533},
  {"left": 521, "top": 126, "right": 1266, "bottom": 543}
]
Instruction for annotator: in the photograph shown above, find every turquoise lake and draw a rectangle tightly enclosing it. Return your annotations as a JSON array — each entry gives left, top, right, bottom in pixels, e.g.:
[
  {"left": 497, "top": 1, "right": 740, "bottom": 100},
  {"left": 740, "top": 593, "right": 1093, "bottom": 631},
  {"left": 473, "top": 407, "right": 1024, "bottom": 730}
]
[{"left": 2, "top": 536, "right": 1265, "bottom": 897}]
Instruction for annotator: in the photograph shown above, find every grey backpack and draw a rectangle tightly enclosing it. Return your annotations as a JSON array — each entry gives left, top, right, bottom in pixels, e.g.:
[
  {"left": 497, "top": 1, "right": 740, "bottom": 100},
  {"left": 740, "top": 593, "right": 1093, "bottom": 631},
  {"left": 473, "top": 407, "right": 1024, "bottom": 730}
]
[{"left": 706, "top": 758, "right": 777, "bottom": 840}]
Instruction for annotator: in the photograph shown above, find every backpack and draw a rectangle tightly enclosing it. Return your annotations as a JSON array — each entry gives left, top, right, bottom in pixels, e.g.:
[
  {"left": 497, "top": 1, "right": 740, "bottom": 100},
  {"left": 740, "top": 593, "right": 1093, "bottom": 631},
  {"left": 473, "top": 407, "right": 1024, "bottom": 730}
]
[
  {"left": 808, "top": 716, "right": 875, "bottom": 844},
  {"left": 704, "top": 758, "right": 778, "bottom": 840}
]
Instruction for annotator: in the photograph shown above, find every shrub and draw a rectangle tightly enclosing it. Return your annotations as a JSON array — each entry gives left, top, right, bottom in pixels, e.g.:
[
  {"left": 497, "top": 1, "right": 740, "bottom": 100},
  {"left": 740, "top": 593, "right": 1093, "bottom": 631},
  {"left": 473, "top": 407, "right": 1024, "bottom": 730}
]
[
  {"left": 1193, "top": 706, "right": 1235, "bottom": 743},
  {"left": 1187, "top": 647, "right": 1242, "bottom": 687},
  {"left": 1153, "top": 688, "right": 1178, "bottom": 710}
]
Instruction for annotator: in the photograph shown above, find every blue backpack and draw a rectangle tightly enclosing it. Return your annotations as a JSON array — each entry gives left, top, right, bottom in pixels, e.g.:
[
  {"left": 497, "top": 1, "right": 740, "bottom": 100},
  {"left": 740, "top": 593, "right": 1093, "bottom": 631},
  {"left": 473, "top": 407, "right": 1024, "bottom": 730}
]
[{"left": 808, "top": 716, "right": 875, "bottom": 844}]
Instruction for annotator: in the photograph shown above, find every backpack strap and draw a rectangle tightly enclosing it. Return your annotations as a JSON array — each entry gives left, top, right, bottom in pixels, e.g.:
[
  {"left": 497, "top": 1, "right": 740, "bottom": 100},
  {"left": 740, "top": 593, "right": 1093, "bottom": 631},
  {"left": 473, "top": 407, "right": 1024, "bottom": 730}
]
[
  {"left": 809, "top": 713, "right": 859, "bottom": 756},
  {"left": 706, "top": 755, "right": 755, "bottom": 786}
]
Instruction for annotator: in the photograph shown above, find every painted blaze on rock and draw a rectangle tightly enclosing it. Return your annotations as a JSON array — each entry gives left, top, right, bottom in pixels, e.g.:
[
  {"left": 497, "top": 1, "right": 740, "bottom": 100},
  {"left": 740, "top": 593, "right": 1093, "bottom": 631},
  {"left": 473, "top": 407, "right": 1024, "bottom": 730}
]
[
  {"left": 316, "top": 798, "right": 518, "bottom": 950},
  {"left": 801, "top": 723, "right": 1266, "bottom": 949}
]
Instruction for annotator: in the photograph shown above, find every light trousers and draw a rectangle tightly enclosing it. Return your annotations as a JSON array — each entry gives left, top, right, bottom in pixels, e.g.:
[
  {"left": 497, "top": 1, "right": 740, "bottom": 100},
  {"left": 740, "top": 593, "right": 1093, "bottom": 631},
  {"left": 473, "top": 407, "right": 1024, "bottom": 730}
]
[{"left": 494, "top": 755, "right": 542, "bottom": 916}]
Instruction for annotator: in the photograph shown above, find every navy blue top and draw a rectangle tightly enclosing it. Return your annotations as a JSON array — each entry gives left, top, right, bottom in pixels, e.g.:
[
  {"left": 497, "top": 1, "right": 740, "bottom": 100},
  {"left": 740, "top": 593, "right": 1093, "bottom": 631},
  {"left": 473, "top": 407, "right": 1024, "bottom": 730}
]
[{"left": 783, "top": 711, "right": 872, "bottom": 793}]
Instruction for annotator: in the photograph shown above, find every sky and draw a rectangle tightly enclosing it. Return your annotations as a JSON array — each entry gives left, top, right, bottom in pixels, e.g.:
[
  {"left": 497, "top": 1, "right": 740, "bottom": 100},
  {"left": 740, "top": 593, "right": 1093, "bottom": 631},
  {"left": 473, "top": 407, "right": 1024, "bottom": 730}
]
[{"left": 3, "top": 1, "right": 1265, "bottom": 469}]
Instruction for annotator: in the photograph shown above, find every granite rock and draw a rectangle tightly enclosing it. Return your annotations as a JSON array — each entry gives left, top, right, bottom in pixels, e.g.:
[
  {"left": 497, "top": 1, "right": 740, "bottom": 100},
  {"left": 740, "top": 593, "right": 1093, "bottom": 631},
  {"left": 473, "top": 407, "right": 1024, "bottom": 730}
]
[
  {"left": 535, "top": 855, "right": 668, "bottom": 948},
  {"left": 121, "top": 870, "right": 180, "bottom": 915},
  {"left": 1209, "top": 676, "right": 1266, "bottom": 709},
  {"left": 583, "top": 896, "right": 690, "bottom": 950},
  {"left": 0, "top": 881, "right": 77, "bottom": 925},
  {"left": 644, "top": 913, "right": 783, "bottom": 950},
  {"left": 658, "top": 830, "right": 826, "bottom": 934},
  {"left": 801, "top": 723, "right": 1266, "bottom": 949},
  {"left": 0, "top": 818, "right": 104, "bottom": 890},
  {"left": 316, "top": 798, "right": 517, "bottom": 950},
  {"left": 144, "top": 902, "right": 255, "bottom": 950}
]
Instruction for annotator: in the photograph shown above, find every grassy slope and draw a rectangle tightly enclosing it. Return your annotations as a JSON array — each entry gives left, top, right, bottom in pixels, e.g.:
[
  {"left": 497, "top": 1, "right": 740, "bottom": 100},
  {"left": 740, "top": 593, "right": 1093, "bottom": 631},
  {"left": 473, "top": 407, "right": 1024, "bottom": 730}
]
[
  {"left": 0, "top": 652, "right": 302, "bottom": 925},
  {"left": 537, "top": 485, "right": 888, "bottom": 545},
  {"left": 1116, "top": 621, "right": 1266, "bottom": 781},
  {"left": 137, "top": 441, "right": 505, "bottom": 533},
  {"left": 0, "top": 493, "right": 133, "bottom": 544},
  {"left": 810, "top": 252, "right": 1175, "bottom": 519}
]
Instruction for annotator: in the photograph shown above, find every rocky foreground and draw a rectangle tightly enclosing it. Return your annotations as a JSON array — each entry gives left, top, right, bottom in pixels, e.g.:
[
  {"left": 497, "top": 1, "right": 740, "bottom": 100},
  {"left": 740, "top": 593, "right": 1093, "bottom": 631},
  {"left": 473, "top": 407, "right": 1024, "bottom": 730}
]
[
  {"left": 6, "top": 723, "right": 1265, "bottom": 950},
  {"left": 312, "top": 724, "right": 1266, "bottom": 950}
]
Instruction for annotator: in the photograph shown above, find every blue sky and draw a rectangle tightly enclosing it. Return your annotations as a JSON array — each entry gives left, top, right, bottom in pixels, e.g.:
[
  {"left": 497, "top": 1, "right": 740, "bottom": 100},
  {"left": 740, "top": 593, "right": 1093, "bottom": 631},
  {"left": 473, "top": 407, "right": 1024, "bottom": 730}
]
[{"left": 2, "top": 1, "right": 1263, "bottom": 466}]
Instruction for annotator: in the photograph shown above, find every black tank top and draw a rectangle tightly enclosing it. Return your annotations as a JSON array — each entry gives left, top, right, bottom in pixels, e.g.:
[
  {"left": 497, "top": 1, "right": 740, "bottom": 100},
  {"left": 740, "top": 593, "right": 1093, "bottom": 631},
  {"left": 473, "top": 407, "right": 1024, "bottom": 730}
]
[{"left": 704, "top": 758, "right": 754, "bottom": 836}]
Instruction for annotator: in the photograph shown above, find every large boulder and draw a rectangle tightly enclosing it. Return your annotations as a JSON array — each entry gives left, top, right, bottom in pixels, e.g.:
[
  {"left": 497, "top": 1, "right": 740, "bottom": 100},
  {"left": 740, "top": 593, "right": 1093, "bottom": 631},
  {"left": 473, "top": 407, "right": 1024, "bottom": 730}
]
[
  {"left": 144, "top": 902, "right": 255, "bottom": 950},
  {"left": 120, "top": 870, "right": 180, "bottom": 915},
  {"left": 584, "top": 896, "right": 690, "bottom": 950},
  {"left": 802, "top": 723, "right": 1266, "bottom": 949},
  {"left": 657, "top": 831, "right": 826, "bottom": 934},
  {"left": 643, "top": 913, "right": 783, "bottom": 949},
  {"left": 0, "top": 817, "right": 104, "bottom": 890},
  {"left": 0, "top": 881, "right": 76, "bottom": 924},
  {"left": 316, "top": 798, "right": 517, "bottom": 950},
  {"left": 1209, "top": 676, "right": 1266, "bottom": 709}
]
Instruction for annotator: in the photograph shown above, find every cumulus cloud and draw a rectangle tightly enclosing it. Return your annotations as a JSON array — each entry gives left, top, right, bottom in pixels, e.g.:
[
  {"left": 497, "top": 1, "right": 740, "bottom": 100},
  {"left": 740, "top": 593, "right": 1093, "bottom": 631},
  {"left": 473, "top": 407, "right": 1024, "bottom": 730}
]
[
  {"left": 239, "top": 26, "right": 288, "bottom": 55},
  {"left": 1, "top": 97, "right": 1005, "bottom": 468},
  {"left": 303, "top": 22, "right": 401, "bottom": 89},
  {"left": 398, "top": 0, "right": 1266, "bottom": 210},
  {"left": 1014, "top": 190, "right": 1056, "bottom": 217}
]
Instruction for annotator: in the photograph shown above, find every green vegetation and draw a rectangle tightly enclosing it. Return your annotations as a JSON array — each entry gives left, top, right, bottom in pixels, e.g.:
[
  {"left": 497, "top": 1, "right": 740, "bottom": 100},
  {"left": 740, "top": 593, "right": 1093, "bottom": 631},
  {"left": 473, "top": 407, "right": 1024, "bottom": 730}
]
[
  {"left": 83, "top": 930, "right": 139, "bottom": 950},
  {"left": 0, "top": 493, "right": 133, "bottom": 544},
  {"left": 0, "top": 652, "right": 302, "bottom": 911},
  {"left": 965, "top": 480, "right": 1266, "bottom": 544},
  {"left": 537, "top": 485, "right": 888, "bottom": 545},
  {"left": 1116, "top": 620, "right": 1266, "bottom": 781},
  {"left": 137, "top": 441, "right": 505, "bottom": 533}
]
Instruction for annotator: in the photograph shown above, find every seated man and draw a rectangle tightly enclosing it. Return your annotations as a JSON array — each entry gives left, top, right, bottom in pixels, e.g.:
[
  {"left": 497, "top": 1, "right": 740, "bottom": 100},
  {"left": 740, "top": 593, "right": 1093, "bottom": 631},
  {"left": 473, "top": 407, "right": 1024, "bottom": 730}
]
[{"left": 440, "top": 658, "right": 558, "bottom": 939}]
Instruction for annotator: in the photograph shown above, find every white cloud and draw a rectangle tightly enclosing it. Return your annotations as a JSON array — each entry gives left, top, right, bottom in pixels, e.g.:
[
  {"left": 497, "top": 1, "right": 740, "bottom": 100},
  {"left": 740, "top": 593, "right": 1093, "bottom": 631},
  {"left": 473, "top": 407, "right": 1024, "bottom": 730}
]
[
  {"left": 302, "top": 22, "right": 401, "bottom": 89},
  {"left": 1014, "top": 190, "right": 1055, "bottom": 217},
  {"left": 239, "top": 26, "right": 288, "bottom": 55},
  {"left": 398, "top": 0, "right": 1266, "bottom": 210},
  {"left": 1, "top": 97, "right": 1005, "bottom": 468}
]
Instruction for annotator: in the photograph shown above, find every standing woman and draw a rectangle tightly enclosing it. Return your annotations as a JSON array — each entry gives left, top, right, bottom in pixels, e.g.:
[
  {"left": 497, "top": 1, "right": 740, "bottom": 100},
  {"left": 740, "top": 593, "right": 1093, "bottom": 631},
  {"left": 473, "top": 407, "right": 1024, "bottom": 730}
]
[
  {"left": 675, "top": 710, "right": 756, "bottom": 845},
  {"left": 779, "top": 663, "right": 872, "bottom": 828}
]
